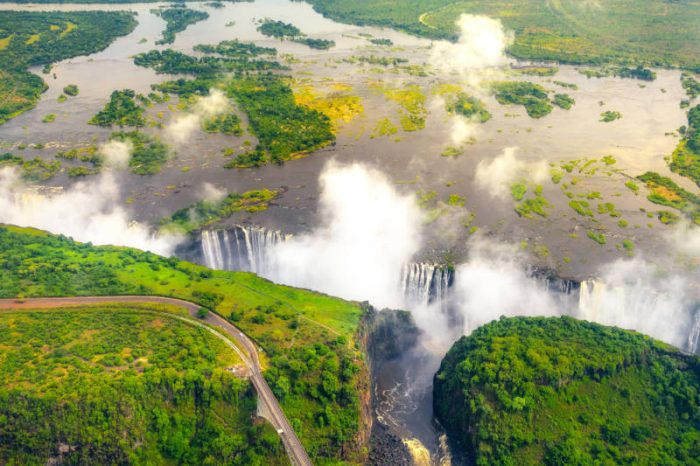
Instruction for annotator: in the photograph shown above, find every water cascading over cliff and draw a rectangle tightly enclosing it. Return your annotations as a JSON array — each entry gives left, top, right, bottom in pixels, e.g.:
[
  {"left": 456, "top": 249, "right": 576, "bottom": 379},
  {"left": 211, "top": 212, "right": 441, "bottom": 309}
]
[
  {"left": 577, "top": 278, "right": 700, "bottom": 354},
  {"left": 200, "top": 226, "right": 287, "bottom": 275},
  {"left": 400, "top": 263, "right": 453, "bottom": 312}
]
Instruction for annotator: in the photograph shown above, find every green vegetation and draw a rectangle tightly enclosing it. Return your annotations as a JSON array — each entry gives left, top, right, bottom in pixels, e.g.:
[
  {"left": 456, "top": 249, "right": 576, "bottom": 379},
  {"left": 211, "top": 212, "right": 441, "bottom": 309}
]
[
  {"left": 682, "top": 73, "right": 700, "bottom": 99},
  {"left": 110, "top": 131, "right": 168, "bottom": 175},
  {"left": 434, "top": 316, "right": 700, "bottom": 466},
  {"left": 669, "top": 104, "right": 700, "bottom": 187},
  {"left": 63, "top": 83, "right": 79, "bottom": 96},
  {"left": 1, "top": 152, "right": 61, "bottom": 182},
  {"left": 553, "top": 93, "right": 575, "bottom": 110},
  {"left": 0, "top": 225, "right": 367, "bottom": 464},
  {"left": 380, "top": 84, "right": 427, "bottom": 131},
  {"left": 160, "top": 189, "right": 279, "bottom": 233},
  {"left": 88, "top": 89, "right": 145, "bottom": 127},
  {"left": 0, "top": 305, "right": 287, "bottom": 465},
  {"left": 135, "top": 42, "right": 333, "bottom": 166},
  {"left": 135, "top": 49, "right": 284, "bottom": 77},
  {"left": 449, "top": 93, "right": 491, "bottom": 122},
  {"left": 491, "top": 81, "right": 553, "bottom": 118},
  {"left": 257, "top": 19, "right": 301, "bottom": 38},
  {"left": 0, "top": 11, "right": 136, "bottom": 125},
  {"left": 510, "top": 182, "right": 527, "bottom": 201},
  {"left": 224, "top": 76, "right": 334, "bottom": 163},
  {"left": 202, "top": 113, "right": 242, "bottom": 135},
  {"left": 225, "top": 148, "right": 267, "bottom": 168},
  {"left": 41, "top": 113, "right": 55, "bottom": 123},
  {"left": 568, "top": 200, "right": 594, "bottom": 217},
  {"left": 514, "top": 185, "right": 550, "bottom": 219},
  {"left": 306, "top": 0, "right": 700, "bottom": 69},
  {"left": 657, "top": 210, "right": 680, "bottom": 225},
  {"left": 637, "top": 171, "right": 700, "bottom": 225},
  {"left": 370, "top": 38, "right": 392, "bottom": 46},
  {"left": 597, "top": 202, "right": 620, "bottom": 217},
  {"left": 625, "top": 180, "right": 639, "bottom": 194},
  {"left": 587, "top": 230, "right": 607, "bottom": 245},
  {"left": 257, "top": 19, "right": 335, "bottom": 50},
  {"left": 580, "top": 65, "right": 656, "bottom": 81},
  {"left": 152, "top": 6, "right": 209, "bottom": 45},
  {"left": 600, "top": 110, "right": 622, "bottom": 122}
]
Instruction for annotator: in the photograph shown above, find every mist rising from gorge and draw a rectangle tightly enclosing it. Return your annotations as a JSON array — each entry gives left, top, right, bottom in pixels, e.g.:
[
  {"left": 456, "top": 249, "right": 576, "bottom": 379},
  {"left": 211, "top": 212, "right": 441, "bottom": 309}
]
[
  {"left": 268, "top": 161, "right": 423, "bottom": 309},
  {"left": 0, "top": 143, "right": 181, "bottom": 255}
]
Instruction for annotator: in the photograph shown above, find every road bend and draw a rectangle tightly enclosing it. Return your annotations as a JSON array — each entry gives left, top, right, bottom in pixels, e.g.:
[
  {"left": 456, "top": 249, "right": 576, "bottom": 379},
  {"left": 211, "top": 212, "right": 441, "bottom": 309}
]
[{"left": 0, "top": 296, "right": 313, "bottom": 466}]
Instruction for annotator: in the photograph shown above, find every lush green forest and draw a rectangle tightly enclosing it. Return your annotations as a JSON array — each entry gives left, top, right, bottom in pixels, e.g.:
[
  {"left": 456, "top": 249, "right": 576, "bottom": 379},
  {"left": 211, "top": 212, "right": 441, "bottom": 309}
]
[
  {"left": 0, "top": 304, "right": 288, "bottom": 465},
  {"left": 152, "top": 6, "right": 209, "bottom": 45},
  {"left": 306, "top": 0, "right": 700, "bottom": 69},
  {"left": 0, "top": 225, "right": 368, "bottom": 464},
  {"left": 434, "top": 316, "right": 700, "bottom": 466},
  {"left": 257, "top": 19, "right": 335, "bottom": 50},
  {"left": 491, "top": 81, "right": 556, "bottom": 118},
  {"left": 0, "top": 11, "right": 136, "bottom": 125},
  {"left": 88, "top": 89, "right": 145, "bottom": 127},
  {"left": 135, "top": 41, "right": 334, "bottom": 166}
]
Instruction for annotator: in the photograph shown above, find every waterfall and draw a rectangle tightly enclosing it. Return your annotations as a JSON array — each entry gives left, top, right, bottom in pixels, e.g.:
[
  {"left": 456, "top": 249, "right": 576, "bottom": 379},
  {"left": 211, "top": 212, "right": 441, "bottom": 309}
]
[
  {"left": 199, "top": 225, "right": 288, "bottom": 275},
  {"left": 688, "top": 311, "right": 700, "bottom": 355},
  {"left": 400, "top": 263, "right": 453, "bottom": 311}
]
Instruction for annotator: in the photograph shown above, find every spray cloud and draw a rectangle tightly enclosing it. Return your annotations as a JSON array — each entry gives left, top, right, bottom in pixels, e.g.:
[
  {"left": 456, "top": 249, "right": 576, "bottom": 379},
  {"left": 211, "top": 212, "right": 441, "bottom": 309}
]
[
  {"left": 269, "top": 161, "right": 423, "bottom": 309},
  {"left": 0, "top": 166, "right": 180, "bottom": 255},
  {"left": 474, "top": 147, "right": 549, "bottom": 199},
  {"left": 164, "top": 89, "right": 229, "bottom": 144},
  {"left": 430, "top": 14, "right": 513, "bottom": 84}
]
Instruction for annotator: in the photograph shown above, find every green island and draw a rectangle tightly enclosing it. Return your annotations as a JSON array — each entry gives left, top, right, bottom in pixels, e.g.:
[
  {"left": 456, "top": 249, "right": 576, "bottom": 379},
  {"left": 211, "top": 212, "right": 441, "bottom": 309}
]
[
  {"left": 0, "top": 304, "right": 287, "bottom": 465},
  {"left": 449, "top": 93, "right": 491, "bottom": 123},
  {"left": 305, "top": 0, "right": 700, "bottom": 69},
  {"left": 600, "top": 110, "right": 622, "bottom": 122},
  {"left": 579, "top": 65, "right": 656, "bottom": 81},
  {"left": 160, "top": 189, "right": 280, "bottom": 233},
  {"left": 0, "top": 11, "right": 136, "bottom": 125},
  {"left": 88, "top": 89, "right": 145, "bottom": 127},
  {"left": 109, "top": 131, "right": 169, "bottom": 175},
  {"left": 491, "top": 81, "right": 557, "bottom": 119},
  {"left": 434, "top": 316, "right": 700, "bottom": 466},
  {"left": 669, "top": 104, "right": 700, "bottom": 188},
  {"left": 152, "top": 6, "right": 209, "bottom": 45},
  {"left": 257, "top": 19, "right": 335, "bottom": 50},
  {"left": 637, "top": 171, "right": 700, "bottom": 225},
  {"left": 134, "top": 42, "right": 333, "bottom": 167},
  {"left": 0, "top": 224, "right": 368, "bottom": 464}
]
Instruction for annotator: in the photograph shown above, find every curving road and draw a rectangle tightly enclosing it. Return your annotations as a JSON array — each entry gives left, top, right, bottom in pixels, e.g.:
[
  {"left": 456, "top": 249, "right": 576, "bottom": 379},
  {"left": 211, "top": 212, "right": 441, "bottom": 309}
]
[{"left": 0, "top": 296, "right": 313, "bottom": 466}]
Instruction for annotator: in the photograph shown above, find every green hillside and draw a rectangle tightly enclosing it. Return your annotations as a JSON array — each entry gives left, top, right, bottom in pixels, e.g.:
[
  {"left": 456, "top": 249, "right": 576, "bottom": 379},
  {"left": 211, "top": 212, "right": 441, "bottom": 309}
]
[
  {"left": 307, "top": 0, "right": 700, "bottom": 69},
  {"left": 0, "top": 224, "right": 368, "bottom": 465},
  {"left": 434, "top": 316, "right": 700, "bottom": 465},
  {"left": 0, "top": 304, "right": 287, "bottom": 465}
]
